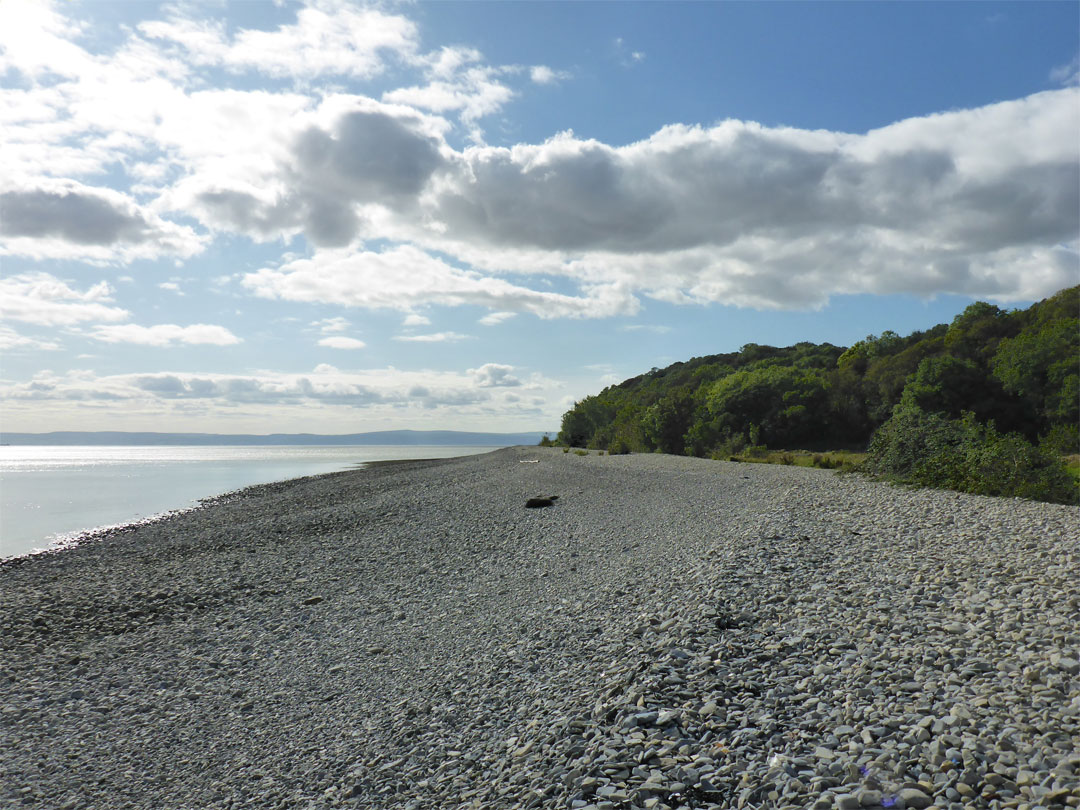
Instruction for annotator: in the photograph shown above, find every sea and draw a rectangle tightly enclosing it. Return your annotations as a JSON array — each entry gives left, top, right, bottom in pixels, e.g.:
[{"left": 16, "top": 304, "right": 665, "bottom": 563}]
[{"left": 0, "top": 445, "right": 494, "bottom": 560}]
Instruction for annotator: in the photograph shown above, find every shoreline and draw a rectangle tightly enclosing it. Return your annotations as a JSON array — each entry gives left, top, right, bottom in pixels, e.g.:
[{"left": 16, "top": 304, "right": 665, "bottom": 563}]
[
  {"left": 0, "top": 446, "right": 492, "bottom": 563},
  {"left": 2, "top": 447, "right": 1077, "bottom": 809}
]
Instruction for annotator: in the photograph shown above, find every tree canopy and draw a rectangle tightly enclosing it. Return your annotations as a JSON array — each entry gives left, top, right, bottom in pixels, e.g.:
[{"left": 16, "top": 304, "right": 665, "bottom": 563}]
[{"left": 558, "top": 286, "right": 1079, "bottom": 459}]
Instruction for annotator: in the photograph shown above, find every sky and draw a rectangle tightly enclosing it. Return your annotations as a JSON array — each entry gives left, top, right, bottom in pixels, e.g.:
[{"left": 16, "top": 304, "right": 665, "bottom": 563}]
[{"left": 0, "top": 0, "right": 1077, "bottom": 435}]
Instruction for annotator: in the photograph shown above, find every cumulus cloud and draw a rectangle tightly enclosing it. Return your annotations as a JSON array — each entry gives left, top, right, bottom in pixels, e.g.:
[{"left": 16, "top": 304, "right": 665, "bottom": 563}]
[
  {"left": 2, "top": 188, "right": 152, "bottom": 245},
  {"left": 0, "top": 0, "right": 93, "bottom": 79},
  {"left": 470, "top": 363, "right": 521, "bottom": 387},
  {"left": 402, "top": 312, "right": 431, "bottom": 327},
  {"left": 409, "top": 91, "right": 1079, "bottom": 307},
  {"left": 218, "top": 85, "right": 1076, "bottom": 311},
  {"left": 90, "top": 323, "right": 242, "bottom": 347},
  {"left": 318, "top": 336, "right": 366, "bottom": 349},
  {"left": 0, "top": 181, "right": 205, "bottom": 261},
  {"left": 174, "top": 98, "right": 451, "bottom": 247},
  {"left": 3, "top": 0, "right": 1077, "bottom": 316},
  {"left": 0, "top": 272, "right": 128, "bottom": 326},
  {"left": 530, "top": 65, "right": 569, "bottom": 85}
]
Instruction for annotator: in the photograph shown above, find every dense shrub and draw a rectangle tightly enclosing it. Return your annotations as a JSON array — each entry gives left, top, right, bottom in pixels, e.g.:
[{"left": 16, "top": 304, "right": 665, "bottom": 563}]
[
  {"left": 1041, "top": 423, "right": 1080, "bottom": 456},
  {"left": 812, "top": 454, "right": 840, "bottom": 469},
  {"left": 864, "top": 405, "right": 1078, "bottom": 504}
]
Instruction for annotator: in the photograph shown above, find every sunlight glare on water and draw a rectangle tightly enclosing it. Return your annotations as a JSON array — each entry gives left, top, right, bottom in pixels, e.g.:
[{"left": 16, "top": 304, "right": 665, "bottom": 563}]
[{"left": 0, "top": 445, "right": 493, "bottom": 559}]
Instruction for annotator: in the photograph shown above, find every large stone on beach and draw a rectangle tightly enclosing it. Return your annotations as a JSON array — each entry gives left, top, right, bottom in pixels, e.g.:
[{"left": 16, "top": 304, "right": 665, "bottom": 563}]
[{"left": 896, "top": 787, "right": 932, "bottom": 808}]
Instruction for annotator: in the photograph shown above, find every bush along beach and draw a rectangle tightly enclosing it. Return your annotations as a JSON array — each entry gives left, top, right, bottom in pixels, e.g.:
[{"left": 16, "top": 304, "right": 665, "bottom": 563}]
[
  {"left": 555, "top": 285, "right": 1078, "bottom": 503},
  {"left": 862, "top": 405, "right": 1078, "bottom": 505}
]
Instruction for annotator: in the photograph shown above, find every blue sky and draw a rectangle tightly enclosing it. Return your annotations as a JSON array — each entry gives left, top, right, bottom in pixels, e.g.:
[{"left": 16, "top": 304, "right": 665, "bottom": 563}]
[{"left": 1, "top": 0, "right": 1077, "bottom": 434}]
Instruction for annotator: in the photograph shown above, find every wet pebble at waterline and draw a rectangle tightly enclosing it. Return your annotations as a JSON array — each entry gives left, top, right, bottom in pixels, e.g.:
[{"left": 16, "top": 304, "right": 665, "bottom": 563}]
[{"left": 0, "top": 447, "right": 1077, "bottom": 810}]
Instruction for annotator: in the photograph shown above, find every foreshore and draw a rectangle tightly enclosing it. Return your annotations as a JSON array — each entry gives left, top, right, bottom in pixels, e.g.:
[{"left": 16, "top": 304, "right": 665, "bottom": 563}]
[{"left": 1, "top": 447, "right": 1077, "bottom": 810}]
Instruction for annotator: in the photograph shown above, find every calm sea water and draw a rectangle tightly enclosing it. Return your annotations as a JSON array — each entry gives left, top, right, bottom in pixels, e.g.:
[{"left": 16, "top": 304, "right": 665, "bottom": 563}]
[{"left": 0, "top": 445, "right": 493, "bottom": 559}]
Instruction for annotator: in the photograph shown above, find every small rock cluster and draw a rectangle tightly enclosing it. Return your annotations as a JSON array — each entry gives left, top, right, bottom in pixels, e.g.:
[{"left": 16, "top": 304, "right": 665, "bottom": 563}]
[{"left": 1, "top": 448, "right": 1076, "bottom": 810}]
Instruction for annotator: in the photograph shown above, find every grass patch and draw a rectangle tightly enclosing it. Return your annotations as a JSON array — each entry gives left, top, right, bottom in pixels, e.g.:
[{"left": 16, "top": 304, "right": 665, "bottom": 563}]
[
  {"left": 573, "top": 449, "right": 589, "bottom": 456},
  {"left": 726, "top": 449, "right": 865, "bottom": 470}
]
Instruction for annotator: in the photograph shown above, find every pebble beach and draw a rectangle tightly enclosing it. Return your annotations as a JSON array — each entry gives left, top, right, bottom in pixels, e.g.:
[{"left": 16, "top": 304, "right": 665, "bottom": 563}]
[{"left": 1, "top": 446, "right": 1077, "bottom": 810}]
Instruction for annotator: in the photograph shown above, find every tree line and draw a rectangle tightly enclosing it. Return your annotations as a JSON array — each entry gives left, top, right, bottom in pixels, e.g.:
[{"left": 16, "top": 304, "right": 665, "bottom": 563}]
[{"left": 556, "top": 285, "right": 1078, "bottom": 503}]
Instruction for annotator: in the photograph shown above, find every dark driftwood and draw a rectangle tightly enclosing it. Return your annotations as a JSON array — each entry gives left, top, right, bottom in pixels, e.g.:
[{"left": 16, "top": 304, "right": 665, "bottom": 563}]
[{"left": 524, "top": 496, "right": 558, "bottom": 508}]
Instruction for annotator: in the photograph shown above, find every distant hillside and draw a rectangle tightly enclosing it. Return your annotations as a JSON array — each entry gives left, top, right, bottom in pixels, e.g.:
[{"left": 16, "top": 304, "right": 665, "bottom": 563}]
[
  {"left": 0, "top": 430, "right": 552, "bottom": 447},
  {"left": 558, "top": 285, "right": 1079, "bottom": 457}
]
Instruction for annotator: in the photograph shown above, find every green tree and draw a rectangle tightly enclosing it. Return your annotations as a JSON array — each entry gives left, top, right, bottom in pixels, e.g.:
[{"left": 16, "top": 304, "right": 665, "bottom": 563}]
[
  {"left": 944, "top": 301, "right": 1014, "bottom": 361},
  {"left": 643, "top": 390, "right": 694, "bottom": 454},
  {"left": 993, "top": 316, "right": 1079, "bottom": 429},
  {"left": 705, "top": 365, "right": 829, "bottom": 447},
  {"left": 609, "top": 405, "right": 650, "bottom": 454},
  {"left": 559, "top": 405, "right": 594, "bottom": 448},
  {"left": 900, "top": 355, "right": 1004, "bottom": 420}
]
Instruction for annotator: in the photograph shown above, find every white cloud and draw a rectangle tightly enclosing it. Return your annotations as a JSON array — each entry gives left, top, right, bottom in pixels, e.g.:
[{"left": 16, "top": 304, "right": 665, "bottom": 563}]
[
  {"left": 159, "top": 281, "right": 182, "bottom": 294},
  {"left": 406, "top": 90, "right": 1079, "bottom": 307},
  {"left": 383, "top": 66, "right": 514, "bottom": 143},
  {"left": 241, "top": 244, "right": 637, "bottom": 318},
  {"left": 470, "top": 363, "right": 521, "bottom": 387},
  {"left": 393, "top": 331, "right": 471, "bottom": 343},
  {"left": 169, "top": 96, "right": 451, "bottom": 247},
  {"left": 184, "top": 86, "right": 1073, "bottom": 310},
  {"left": 2, "top": 0, "right": 1076, "bottom": 318},
  {"left": 0, "top": 180, "right": 205, "bottom": 262},
  {"left": 402, "top": 312, "right": 431, "bottom": 327},
  {"left": 0, "top": 0, "right": 93, "bottom": 80},
  {"left": 0, "top": 364, "right": 567, "bottom": 431},
  {"left": 318, "top": 336, "right": 366, "bottom": 349},
  {"left": 139, "top": 5, "right": 418, "bottom": 80},
  {"left": 0, "top": 272, "right": 128, "bottom": 326},
  {"left": 313, "top": 317, "right": 350, "bottom": 333},
  {"left": 1051, "top": 54, "right": 1080, "bottom": 86},
  {"left": 424, "top": 46, "right": 483, "bottom": 78},
  {"left": 0, "top": 325, "right": 61, "bottom": 351},
  {"left": 530, "top": 65, "right": 570, "bottom": 85},
  {"left": 378, "top": 43, "right": 527, "bottom": 142},
  {"left": 478, "top": 311, "right": 516, "bottom": 326},
  {"left": 90, "top": 323, "right": 242, "bottom": 347},
  {"left": 613, "top": 37, "right": 645, "bottom": 67}
]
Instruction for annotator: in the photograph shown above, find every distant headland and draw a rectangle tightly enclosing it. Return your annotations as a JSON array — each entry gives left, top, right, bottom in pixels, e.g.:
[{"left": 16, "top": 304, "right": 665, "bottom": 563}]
[{"left": 0, "top": 430, "right": 552, "bottom": 447}]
